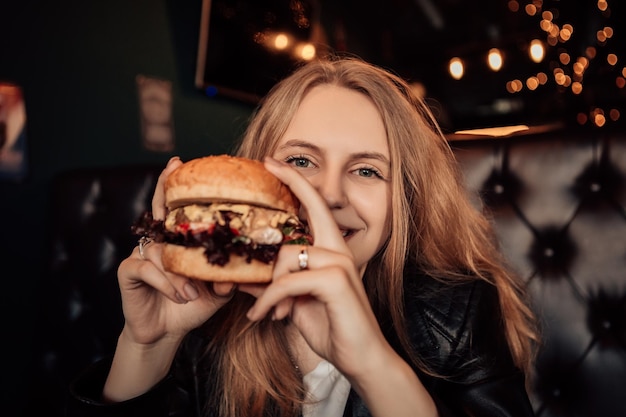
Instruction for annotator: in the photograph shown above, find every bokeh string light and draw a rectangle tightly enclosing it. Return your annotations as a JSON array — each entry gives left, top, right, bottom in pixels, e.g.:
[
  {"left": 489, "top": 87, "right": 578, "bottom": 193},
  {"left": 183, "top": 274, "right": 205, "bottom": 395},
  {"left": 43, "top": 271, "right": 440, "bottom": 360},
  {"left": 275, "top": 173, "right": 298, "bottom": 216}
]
[
  {"left": 506, "top": 0, "right": 623, "bottom": 127},
  {"left": 448, "top": 0, "right": 623, "bottom": 128}
]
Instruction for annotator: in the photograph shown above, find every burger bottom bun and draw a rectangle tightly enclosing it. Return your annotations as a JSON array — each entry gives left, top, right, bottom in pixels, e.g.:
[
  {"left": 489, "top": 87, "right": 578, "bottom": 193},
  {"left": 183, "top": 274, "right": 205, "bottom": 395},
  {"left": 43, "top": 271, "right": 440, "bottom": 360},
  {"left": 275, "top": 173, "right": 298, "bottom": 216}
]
[{"left": 161, "top": 244, "right": 273, "bottom": 283}]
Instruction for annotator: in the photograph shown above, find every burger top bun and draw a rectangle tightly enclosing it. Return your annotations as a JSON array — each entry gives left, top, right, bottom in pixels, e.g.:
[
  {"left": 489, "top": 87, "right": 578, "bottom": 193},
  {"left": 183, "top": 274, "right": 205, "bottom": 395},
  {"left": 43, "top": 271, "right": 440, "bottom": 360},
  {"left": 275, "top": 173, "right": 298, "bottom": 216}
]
[{"left": 165, "top": 155, "right": 299, "bottom": 213}]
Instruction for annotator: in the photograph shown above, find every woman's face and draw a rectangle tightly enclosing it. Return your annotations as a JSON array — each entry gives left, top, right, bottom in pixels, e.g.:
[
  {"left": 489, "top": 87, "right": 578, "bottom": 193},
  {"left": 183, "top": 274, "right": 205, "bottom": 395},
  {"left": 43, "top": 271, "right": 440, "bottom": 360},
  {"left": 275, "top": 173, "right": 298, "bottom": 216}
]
[{"left": 272, "top": 85, "right": 392, "bottom": 271}]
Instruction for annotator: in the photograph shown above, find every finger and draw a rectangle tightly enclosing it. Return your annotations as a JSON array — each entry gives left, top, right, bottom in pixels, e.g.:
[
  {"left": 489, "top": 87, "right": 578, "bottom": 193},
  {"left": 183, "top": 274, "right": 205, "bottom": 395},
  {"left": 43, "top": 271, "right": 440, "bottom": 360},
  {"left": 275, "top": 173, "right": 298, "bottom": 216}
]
[
  {"left": 238, "top": 282, "right": 292, "bottom": 319},
  {"left": 263, "top": 157, "right": 348, "bottom": 252},
  {"left": 273, "top": 244, "right": 354, "bottom": 279},
  {"left": 213, "top": 282, "right": 237, "bottom": 297},
  {"left": 120, "top": 254, "right": 188, "bottom": 304},
  {"left": 270, "top": 245, "right": 308, "bottom": 321},
  {"left": 130, "top": 244, "right": 200, "bottom": 303},
  {"left": 246, "top": 267, "right": 351, "bottom": 321},
  {"left": 152, "top": 156, "right": 182, "bottom": 220},
  {"left": 272, "top": 297, "right": 294, "bottom": 321}
]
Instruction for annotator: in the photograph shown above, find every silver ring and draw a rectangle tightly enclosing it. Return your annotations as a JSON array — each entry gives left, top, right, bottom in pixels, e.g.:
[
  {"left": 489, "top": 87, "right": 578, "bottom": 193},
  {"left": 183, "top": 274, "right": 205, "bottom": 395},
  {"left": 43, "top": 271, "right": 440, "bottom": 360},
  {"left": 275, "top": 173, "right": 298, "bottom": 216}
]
[
  {"left": 298, "top": 247, "right": 309, "bottom": 270},
  {"left": 138, "top": 236, "right": 153, "bottom": 260}
]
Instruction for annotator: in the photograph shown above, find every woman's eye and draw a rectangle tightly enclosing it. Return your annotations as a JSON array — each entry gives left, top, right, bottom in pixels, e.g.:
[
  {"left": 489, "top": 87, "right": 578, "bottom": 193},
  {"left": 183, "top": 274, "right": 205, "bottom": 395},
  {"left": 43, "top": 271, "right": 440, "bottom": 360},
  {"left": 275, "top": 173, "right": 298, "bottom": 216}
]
[
  {"left": 356, "top": 167, "right": 383, "bottom": 179},
  {"left": 285, "top": 156, "right": 312, "bottom": 168}
]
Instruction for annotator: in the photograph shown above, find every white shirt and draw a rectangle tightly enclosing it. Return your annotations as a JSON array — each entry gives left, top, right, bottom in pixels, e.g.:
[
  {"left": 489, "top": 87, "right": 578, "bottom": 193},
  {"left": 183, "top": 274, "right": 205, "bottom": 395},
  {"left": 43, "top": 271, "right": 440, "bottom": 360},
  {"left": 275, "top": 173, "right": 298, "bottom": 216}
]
[{"left": 302, "top": 360, "right": 351, "bottom": 417}]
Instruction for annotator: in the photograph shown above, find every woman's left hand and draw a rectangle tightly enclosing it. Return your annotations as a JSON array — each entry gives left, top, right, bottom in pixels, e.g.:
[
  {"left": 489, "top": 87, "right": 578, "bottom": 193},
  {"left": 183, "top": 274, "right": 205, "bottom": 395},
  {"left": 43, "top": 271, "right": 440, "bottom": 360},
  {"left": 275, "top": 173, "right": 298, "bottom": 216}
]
[{"left": 245, "top": 157, "right": 391, "bottom": 379}]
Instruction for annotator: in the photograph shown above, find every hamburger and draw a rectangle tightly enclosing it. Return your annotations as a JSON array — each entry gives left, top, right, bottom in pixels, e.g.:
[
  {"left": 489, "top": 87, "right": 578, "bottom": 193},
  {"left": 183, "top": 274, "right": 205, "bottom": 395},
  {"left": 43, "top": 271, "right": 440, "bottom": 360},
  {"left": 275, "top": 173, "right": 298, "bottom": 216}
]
[{"left": 132, "top": 155, "right": 311, "bottom": 283}]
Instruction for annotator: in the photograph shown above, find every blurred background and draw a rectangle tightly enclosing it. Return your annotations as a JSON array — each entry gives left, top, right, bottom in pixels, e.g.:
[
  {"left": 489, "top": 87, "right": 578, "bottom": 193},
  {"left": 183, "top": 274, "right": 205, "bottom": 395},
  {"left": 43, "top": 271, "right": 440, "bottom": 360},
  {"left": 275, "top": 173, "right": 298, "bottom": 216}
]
[
  {"left": 193, "top": 0, "right": 626, "bottom": 131},
  {"left": 0, "top": 1, "right": 623, "bottom": 416}
]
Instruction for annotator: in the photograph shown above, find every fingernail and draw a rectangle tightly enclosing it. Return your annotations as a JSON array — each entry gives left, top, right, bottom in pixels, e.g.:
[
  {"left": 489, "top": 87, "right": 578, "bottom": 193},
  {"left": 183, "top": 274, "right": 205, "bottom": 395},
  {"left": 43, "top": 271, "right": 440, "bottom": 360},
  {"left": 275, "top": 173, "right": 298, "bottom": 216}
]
[
  {"left": 168, "top": 156, "right": 180, "bottom": 165},
  {"left": 183, "top": 282, "right": 199, "bottom": 300}
]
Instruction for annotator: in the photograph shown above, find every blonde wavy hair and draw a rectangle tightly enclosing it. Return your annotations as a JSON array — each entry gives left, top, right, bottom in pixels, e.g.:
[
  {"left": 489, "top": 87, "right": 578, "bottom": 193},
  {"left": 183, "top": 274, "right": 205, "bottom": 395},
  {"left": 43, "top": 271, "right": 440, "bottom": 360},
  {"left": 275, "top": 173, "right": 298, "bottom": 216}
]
[{"left": 201, "top": 57, "right": 538, "bottom": 417}]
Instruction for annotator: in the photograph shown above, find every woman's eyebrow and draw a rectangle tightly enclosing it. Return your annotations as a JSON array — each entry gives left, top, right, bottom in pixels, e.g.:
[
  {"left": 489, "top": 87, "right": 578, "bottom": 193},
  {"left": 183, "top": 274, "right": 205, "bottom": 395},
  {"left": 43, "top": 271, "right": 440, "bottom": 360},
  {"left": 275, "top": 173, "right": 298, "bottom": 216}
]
[
  {"left": 350, "top": 151, "right": 390, "bottom": 165},
  {"left": 275, "top": 139, "right": 319, "bottom": 152}
]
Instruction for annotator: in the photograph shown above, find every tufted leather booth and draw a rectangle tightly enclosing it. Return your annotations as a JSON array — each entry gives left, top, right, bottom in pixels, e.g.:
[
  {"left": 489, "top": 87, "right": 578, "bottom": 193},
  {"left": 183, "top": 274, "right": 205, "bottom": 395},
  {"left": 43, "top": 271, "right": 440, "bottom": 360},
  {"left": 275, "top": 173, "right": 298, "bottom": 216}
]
[
  {"left": 26, "top": 165, "right": 164, "bottom": 417},
  {"left": 28, "top": 129, "right": 626, "bottom": 417},
  {"left": 451, "top": 129, "right": 626, "bottom": 417}
]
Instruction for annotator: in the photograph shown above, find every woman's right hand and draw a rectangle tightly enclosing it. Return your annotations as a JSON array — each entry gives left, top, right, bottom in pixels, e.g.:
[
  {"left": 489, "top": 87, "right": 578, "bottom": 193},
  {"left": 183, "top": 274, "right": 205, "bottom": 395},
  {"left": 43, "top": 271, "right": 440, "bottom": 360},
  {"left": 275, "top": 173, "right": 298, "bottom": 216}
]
[
  {"left": 104, "top": 157, "right": 235, "bottom": 402},
  {"left": 117, "top": 156, "right": 236, "bottom": 346}
]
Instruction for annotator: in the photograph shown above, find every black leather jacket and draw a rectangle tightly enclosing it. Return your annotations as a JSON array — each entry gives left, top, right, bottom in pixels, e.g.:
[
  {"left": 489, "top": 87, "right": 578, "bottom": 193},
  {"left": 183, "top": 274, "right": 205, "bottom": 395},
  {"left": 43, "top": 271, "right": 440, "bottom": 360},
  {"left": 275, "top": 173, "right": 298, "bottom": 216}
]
[{"left": 67, "top": 269, "right": 535, "bottom": 417}]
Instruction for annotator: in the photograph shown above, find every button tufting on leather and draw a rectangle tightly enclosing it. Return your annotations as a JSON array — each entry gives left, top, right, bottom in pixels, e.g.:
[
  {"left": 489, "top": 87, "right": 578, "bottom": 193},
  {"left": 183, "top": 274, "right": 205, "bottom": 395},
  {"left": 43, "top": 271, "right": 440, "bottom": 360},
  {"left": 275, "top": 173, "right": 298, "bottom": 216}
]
[
  {"left": 480, "top": 170, "right": 522, "bottom": 207},
  {"left": 529, "top": 228, "right": 577, "bottom": 274},
  {"left": 587, "top": 291, "right": 626, "bottom": 345},
  {"left": 452, "top": 132, "right": 626, "bottom": 417}
]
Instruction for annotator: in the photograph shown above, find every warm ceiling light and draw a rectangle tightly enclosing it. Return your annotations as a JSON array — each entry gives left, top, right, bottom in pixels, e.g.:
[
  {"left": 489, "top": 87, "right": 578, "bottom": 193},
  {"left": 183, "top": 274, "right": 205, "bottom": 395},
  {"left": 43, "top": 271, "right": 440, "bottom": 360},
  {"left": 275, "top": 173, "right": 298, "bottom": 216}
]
[
  {"left": 529, "top": 39, "right": 545, "bottom": 63},
  {"left": 560, "top": 25, "right": 573, "bottom": 42},
  {"left": 506, "top": 79, "right": 523, "bottom": 93},
  {"left": 537, "top": 72, "right": 548, "bottom": 84},
  {"left": 607, "top": 54, "right": 618, "bottom": 66},
  {"left": 297, "top": 43, "right": 316, "bottom": 60},
  {"left": 526, "top": 76, "right": 539, "bottom": 90},
  {"left": 594, "top": 113, "right": 606, "bottom": 127},
  {"left": 573, "top": 62, "right": 585, "bottom": 75},
  {"left": 563, "top": 75, "right": 572, "bottom": 87},
  {"left": 488, "top": 48, "right": 503, "bottom": 71},
  {"left": 609, "top": 109, "right": 620, "bottom": 121},
  {"left": 408, "top": 81, "right": 426, "bottom": 99},
  {"left": 586, "top": 47, "right": 597, "bottom": 59},
  {"left": 449, "top": 57, "right": 464, "bottom": 80},
  {"left": 547, "top": 35, "right": 558, "bottom": 46},
  {"left": 274, "top": 33, "right": 289, "bottom": 50},
  {"left": 597, "top": 0, "right": 608, "bottom": 12},
  {"left": 571, "top": 82, "right": 583, "bottom": 94},
  {"left": 540, "top": 20, "right": 553, "bottom": 32},
  {"left": 555, "top": 71, "right": 566, "bottom": 86},
  {"left": 549, "top": 24, "right": 560, "bottom": 38}
]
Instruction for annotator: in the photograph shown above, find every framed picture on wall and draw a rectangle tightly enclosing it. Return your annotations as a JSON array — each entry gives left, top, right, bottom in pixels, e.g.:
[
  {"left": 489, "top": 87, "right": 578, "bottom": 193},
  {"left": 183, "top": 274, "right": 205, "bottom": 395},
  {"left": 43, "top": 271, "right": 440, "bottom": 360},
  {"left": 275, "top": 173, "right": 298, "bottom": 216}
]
[
  {"left": 0, "top": 82, "right": 28, "bottom": 181},
  {"left": 136, "top": 75, "right": 175, "bottom": 152}
]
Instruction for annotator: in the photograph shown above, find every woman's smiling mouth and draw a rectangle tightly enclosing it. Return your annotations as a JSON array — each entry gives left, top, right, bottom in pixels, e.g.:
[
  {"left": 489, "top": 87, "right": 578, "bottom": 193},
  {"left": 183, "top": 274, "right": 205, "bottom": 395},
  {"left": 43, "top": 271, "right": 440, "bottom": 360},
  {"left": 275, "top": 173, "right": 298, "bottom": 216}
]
[{"left": 302, "top": 221, "right": 356, "bottom": 240}]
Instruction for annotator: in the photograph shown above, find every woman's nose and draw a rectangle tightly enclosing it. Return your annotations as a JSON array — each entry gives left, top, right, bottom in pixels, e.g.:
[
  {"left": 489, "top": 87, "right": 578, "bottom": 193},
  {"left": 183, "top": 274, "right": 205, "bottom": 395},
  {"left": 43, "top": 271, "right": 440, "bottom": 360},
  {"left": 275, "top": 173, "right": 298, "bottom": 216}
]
[{"left": 314, "top": 171, "right": 348, "bottom": 209}]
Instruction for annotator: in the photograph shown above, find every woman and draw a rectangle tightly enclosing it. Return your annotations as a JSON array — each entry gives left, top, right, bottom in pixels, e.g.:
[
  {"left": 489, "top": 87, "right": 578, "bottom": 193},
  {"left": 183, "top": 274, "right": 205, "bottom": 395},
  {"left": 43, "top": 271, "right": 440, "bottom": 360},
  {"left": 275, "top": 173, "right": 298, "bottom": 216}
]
[{"left": 69, "top": 57, "right": 538, "bottom": 416}]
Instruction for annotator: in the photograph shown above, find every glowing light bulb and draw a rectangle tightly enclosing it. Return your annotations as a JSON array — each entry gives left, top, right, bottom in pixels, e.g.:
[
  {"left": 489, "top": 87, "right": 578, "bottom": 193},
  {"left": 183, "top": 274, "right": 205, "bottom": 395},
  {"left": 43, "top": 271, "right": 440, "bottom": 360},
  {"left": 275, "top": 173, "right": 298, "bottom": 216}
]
[
  {"left": 526, "top": 77, "right": 539, "bottom": 90},
  {"left": 529, "top": 40, "right": 545, "bottom": 63},
  {"left": 274, "top": 33, "right": 289, "bottom": 50},
  {"left": 298, "top": 43, "right": 316, "bottom": 60},
  {"left": 488, "top": 49, "right": 503, "bottom": 71},
  {"left": 607, "top": 54, "right": 618, "bottom": 66},
  {"left": 449, "top": 58, "right": 464, "bottom": 80}
]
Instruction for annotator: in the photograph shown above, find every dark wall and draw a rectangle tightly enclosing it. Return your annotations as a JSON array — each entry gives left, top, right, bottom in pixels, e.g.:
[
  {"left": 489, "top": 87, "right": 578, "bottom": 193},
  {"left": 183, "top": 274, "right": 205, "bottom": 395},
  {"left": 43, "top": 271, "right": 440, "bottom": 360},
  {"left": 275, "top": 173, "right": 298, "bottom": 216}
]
[{"left": 0, "top": 1, "right": 253, "bottom": 415}]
